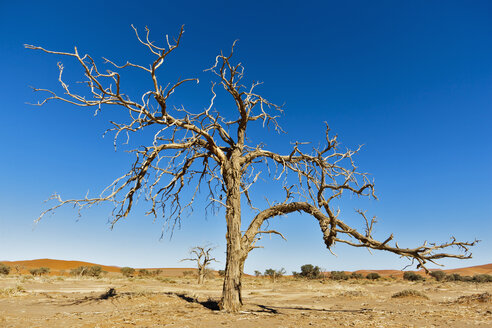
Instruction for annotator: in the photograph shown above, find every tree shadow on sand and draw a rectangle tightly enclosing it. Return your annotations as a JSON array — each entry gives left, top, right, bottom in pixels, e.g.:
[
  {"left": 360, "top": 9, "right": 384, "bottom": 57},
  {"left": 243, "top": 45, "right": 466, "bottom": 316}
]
[
  {"left": 168, "top": 292, "right": 372, "bottom": 315},
  {"left": 171, "top": 292, "right": 221, "bottom": 311},
  {"left": 57, "top": 287, "right": 118, "bottom": 306}
]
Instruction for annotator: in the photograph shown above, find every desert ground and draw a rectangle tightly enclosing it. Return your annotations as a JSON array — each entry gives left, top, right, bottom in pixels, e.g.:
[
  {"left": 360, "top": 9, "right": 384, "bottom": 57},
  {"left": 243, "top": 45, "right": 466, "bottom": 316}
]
[{"left": 0, "top": 272, "right": 491, "bottom": 328}]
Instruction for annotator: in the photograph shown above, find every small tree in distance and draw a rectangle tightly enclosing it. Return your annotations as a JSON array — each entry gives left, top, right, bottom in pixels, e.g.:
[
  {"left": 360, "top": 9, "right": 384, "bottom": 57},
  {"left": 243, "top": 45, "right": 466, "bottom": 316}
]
[
  {"left": 350, "top": 272, "right": 364, "bottom": 279},
  {"left": 366, "top": 272, "right": 380, "bottom": 280},
  {"left": 30, "top": 267, "right": 50, "bottom": 276},
  {"left": 181, "top": 245, "right": 217, "bottom": 284},
  {"left": 330, "top": 271, "right": 349, "bottom": 280},
  {"left": 70, "top": 265, "right": 103, "bottom": 277},
  {"left": 293, "top": 264, "right": 323, "bottom": 279},
  {"left": 27, "top": 26, "right": 477, "bottom": 312},
  {"left": 403, "top": 271, "right": 425, "bottom": 281},
  {"left": 429, "top": 270, "right": 446, "bottom": 281},
  {"left": 120, "top": 267, "right": 135, "bottom": 277},
  {"left": 13, "top": 265, "right": 24, "bottom": 275},
  {"left": 264, "top": 268, "right": 286, "bottom": 283}
]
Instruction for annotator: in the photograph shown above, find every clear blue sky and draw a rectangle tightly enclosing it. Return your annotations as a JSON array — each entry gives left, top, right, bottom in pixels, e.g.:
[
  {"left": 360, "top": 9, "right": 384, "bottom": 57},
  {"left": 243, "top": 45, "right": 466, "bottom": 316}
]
[{"left": 0, "top": 1, "right": 490, "bottom": 274}]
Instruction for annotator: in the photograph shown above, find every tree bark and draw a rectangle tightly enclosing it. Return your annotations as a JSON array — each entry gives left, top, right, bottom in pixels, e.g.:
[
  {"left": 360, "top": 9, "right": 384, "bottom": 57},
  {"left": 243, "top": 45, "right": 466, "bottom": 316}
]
[
  {"left": 197, "top": 266, "right": 204, "bottom": 284},
  {"left": 220, "top": 155, "right": 244, "bottom": 312}
]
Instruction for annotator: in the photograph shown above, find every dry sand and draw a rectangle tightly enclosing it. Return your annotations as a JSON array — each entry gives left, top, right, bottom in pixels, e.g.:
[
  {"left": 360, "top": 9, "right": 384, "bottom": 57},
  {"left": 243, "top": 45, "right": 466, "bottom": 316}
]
[{"left": 0, "top": 274, "right": 491, "bottom": 327}]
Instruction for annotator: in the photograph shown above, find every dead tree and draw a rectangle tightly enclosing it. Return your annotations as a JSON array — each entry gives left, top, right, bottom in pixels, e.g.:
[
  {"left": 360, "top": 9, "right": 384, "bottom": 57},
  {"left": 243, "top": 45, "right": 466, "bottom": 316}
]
[
  {"left": 26, "top": 26, "right": 477, "bottom": 312},
  {"left": 181, "top": 245, "right": 217, "bottom": 284},
  {"left": 13, "top": 265, "right": 25, "bottom": 275}
]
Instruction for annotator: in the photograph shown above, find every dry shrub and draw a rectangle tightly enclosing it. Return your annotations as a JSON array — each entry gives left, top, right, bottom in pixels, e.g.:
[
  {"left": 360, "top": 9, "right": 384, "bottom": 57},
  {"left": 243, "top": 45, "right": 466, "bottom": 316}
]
[
  {"left": 338, "top": 290, "right": 363, "bottom": 297},
  {"left": 0, "top": 264, "right": 11, "bottom": 275},
  {"left": 138, "top": 269, "right": 151, "bottom": 277},
  {"left": 330, "top": 271, "right": 349, "bottom": 280},
  {"left": 429, "top": 270, "right": 446, "bottom": 281},
  {"left": 156, "top": 277, "right": 177, "bottom": 284},
  {"left": 70, "top": 266, "right": 102, "bottom": 277},
  {"left": 403, "top": 271, "right": 424, "bottom": 281},
  {"left": 0, "top": 285, "right": 25, "bottom": 297},
  {"left": 366, "top": 272, "right": 380, "bottom": 280},
  {"left": 29, "top": 267, "right": 50, "bottom": 276},
  {"left": 472, "top": 274, "right": 492, "bottom": 283},
  {"left": 120, "top": 267, "right": 135, "bottom": 277},
  {"left": 392, "top": 289, "right": 429, "bottom": 299},
  {"left": 454, "top": 292, "right": 491, "bottom": 304},
  {"left": 20, "top": 275, "right": 33, "bottom": 283},
  {"left": 350, "top": 272, "right": 364, "bottom": 279}
]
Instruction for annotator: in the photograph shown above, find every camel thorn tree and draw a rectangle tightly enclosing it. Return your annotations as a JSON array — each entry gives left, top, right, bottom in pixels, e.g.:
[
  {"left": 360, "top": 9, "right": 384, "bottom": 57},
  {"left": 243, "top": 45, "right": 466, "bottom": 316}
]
[
  {"left": 181, "top": 245, "right": 217, "bottom": 284},
  {"left": 26, "top": 25, "right": 478, "bottom": 312}
]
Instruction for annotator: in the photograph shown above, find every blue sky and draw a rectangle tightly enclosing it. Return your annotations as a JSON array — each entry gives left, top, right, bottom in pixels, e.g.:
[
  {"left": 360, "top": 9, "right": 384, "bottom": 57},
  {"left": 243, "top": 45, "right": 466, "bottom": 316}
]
[{"left": 0, "top": 1, "right": 490, "bottom": 274}]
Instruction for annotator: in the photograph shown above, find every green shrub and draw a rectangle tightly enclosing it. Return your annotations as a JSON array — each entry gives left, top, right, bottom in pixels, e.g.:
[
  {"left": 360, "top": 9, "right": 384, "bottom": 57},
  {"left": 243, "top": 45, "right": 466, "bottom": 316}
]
[
  {"left": 472, "top": 274, "right": 492, "bottom": 283},
  {"left": 70, "top": 266, "right": 87, "bottom": 276},
  {"left": 88, "top": 266, "right": 102, "bottom": 277},
  {"left": 293, "top": 264, "right": 323, "bottom": 279},
  {"left": 29, "top": 267, "right": 50, "bottom": 276},
  {"left": 120, "top": 267, "right": 135, "bottom": 277},
  {"left": 350, "top": 272, "right": 364, "bottom": 279},
  {"left": 446, "top": 273, "right": 463, "bottom": 281},
  {"left": 429, "top": 271, "right": 446, "bottom": 281},
  {"left": 70, "top": 266, "right": 102, "bottom": 277},
  {"left": 264, "top": 268, "right": 285, "bottom": 277},
  {"left": 366, "top": 272, "right": 380, "bottom": 280},
  {"left": 403, "top": 271, "right": 424, "bottom": 281},
  {"left": 330, "top": 271, "right": 349, "bottom": 280},
  {"left": 253, "top": 270, "right": 262, "bottom": 277},
  {"left": 264, "top": 268, "right": 285, "bottom": 282},
  {"left": 0, "top": 263, "right": 10, "bottom": 275},
  {"left": 138, "top": 269, "right": 151, "bottom": 277}
]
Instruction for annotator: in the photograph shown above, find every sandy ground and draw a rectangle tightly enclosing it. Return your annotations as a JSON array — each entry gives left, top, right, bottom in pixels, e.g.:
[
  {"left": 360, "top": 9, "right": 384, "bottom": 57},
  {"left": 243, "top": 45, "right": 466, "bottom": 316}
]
[{"left": 0, "top": 275, "right": 490, "bottom": 327}]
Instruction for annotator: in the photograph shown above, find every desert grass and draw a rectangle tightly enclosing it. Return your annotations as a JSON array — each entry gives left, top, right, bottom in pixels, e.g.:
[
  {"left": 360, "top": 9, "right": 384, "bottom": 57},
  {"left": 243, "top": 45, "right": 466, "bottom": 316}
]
[
  {"left": 454, "top": 292, "right": 491, "bottom": 304},
  {"left": 392, "top": 289, "right": 429, "bottom": 299},
  {"left": 0, "top": 285, "right": 25, "bottom": 297}
]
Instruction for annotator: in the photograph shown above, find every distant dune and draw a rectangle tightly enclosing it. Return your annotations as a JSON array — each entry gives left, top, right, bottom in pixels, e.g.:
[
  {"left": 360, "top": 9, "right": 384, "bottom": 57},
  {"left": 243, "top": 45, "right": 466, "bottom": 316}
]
[
  {"left": 353, "top": 263, "right": 492, "bottom": 278},
  {"left": 0, "top": 258, "right": 198, "bottom": 276},
  {"left": 1, "top": 258, "right": 491, "bottom": 277},
  {"left": 443, "top": 263, "right": 492, "bottom": 275}
]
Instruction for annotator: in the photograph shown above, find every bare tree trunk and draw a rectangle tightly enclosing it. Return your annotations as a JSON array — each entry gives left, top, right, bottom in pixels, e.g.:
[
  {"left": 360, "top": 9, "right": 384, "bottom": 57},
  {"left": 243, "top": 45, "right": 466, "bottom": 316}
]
[
  {"left": 220, "top": 156, "right": 244, "bottom": 312},
  {"left": 197, "top": 266, "right": 204, "bottom": 284}
]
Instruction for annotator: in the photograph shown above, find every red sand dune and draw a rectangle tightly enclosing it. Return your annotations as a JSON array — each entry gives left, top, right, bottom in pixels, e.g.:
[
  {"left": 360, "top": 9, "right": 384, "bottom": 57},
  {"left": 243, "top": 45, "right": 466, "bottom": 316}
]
[
  {"left": 352, "top": 263, "right": 492, "bottom": 278},
  {"left": 354, "top": 269, "right": 404, "bottom": 278},
  {"left": 443, "top": 263, "right": 492, "bottom": 275},
  {"left": 0, "top": 258, "right": 198, "bottom": 276},
  {"left": 1, "top": 258, "right": 491, "bottom": 277}
]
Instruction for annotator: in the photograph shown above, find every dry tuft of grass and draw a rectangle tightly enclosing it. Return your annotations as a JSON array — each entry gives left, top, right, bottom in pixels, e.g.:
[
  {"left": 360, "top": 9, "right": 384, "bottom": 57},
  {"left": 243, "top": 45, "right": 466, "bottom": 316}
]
[
  {"left": 454, "top": 292, "right": 491, "bottom": 304},
  {"left": 0, "top": 285, "right": 26, "bottom": 297},
  {"left": 392, "top": 289, "right": 429, "bottom": 299},
  {"left": 338, "top": 290, "right": 364, "bottom": 298},
  {"left": 155, "top": 277, "right": 177, "bottom": 284}
]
